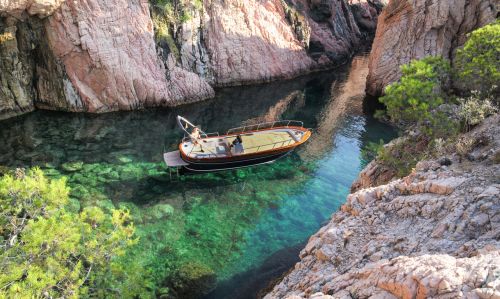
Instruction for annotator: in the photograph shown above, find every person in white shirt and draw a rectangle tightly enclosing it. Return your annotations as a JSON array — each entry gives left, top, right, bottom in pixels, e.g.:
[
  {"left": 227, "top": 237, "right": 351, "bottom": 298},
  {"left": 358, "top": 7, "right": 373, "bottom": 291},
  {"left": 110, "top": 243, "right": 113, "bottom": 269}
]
[
  {"left": 230, "top": 135, "right": 244, "bottom": 154},
  {"left": 190, "top": 127, "right": 204, "bottom": 152}
]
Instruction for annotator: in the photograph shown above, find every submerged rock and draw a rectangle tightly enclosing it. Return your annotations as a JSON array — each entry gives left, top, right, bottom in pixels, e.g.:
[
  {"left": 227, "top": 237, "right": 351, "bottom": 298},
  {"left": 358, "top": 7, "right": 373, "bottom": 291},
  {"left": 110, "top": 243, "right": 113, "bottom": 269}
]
[
  {"left": 61, "top": 161, "right": 84, "bottom": 172},
  {"left": 170, "top": 261, "right": 217, "bottom": 299},
  {"left": 147, "top": 203, "right": 174, "bottom": 221},
  {"left": 116, "top": 156, "right": 133, "bottom": 164},
  {"left": 70, "top": 184, "right": 90, "bottom": 200}
]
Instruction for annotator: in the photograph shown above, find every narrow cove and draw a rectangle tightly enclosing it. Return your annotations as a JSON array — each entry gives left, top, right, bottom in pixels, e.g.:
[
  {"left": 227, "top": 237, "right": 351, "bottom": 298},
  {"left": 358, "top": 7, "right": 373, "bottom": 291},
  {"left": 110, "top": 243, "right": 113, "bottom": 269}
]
[{"left": 0, "top": 53, "right": 396, "bottom": 297}]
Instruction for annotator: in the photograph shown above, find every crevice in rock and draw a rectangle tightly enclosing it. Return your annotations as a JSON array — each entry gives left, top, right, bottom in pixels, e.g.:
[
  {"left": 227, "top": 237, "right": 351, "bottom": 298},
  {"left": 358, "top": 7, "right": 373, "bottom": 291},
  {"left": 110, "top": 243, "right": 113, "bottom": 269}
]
[{"left": 280, "top": 0, "right": 311, "bottom": 48}]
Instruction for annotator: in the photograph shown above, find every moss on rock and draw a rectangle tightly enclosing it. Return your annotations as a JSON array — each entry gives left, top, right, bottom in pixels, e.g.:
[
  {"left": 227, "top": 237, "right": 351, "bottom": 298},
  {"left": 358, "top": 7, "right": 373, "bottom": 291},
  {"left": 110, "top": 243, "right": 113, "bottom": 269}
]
[
  {"left": 172, "top": 261, "right": 216, "bottom": 298},
  {"left": 61, "top": 161, "right": 84, "bottom": 172}
]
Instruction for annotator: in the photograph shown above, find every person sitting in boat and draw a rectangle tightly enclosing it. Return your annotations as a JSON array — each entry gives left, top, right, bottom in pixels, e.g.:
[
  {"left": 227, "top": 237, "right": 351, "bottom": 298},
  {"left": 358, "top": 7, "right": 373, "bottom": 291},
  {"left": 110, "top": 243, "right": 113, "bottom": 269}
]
[
  {"left": 231, "top": 135, "right": 242, "bottom": 146},
  {"left": 230, "top": 135, "right": 244, "bottom": 154},
  {"left": 190, "top": 127, "right": 204, "bottom": 152}
]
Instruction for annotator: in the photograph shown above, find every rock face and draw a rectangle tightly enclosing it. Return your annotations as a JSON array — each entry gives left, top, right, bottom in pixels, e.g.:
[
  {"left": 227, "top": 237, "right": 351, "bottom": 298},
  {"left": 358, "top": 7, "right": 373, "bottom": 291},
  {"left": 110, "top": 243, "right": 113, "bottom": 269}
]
[
  {"left": 0, "top": 0, "right": 64, "bottom": 17},
  {"left": 366, "top": 0, "right": 497, "bottom": 96},
  {"left": 0, "top": 1, "right": 66, "bottom": 120},
  {"left": 202, "top": 0, "right": 315, "bottom": 86},
  {"left": 1, "top": 0, "right": 384, "bottom": 119},
  {"left": 350, "top": 158, "right": 396, "bottom": 192},
  {"left": 178, "top": 0, "right": 384, "bottom": 86},
  {"left": 43, "top": 0, "right": 213, "bottom": 112},
  {"left": 0, "top": 0, "right": 214, "bottom": 118},
  {"left": 0, "top": 18, "right": 36, "bottom": 119},
  {"left": 266, "top": 115, "right": 500, "bottom": 298}
]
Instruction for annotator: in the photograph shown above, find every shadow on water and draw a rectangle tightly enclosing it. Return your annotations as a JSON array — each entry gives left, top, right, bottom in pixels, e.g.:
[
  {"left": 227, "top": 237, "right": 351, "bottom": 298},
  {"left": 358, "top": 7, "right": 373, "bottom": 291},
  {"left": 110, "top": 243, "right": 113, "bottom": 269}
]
[
  {"left": 204, "top": 242, "right": 305, "bottom": 299},
  {"left": 0, "top": 53, "right": 396, "bottom": 298}
]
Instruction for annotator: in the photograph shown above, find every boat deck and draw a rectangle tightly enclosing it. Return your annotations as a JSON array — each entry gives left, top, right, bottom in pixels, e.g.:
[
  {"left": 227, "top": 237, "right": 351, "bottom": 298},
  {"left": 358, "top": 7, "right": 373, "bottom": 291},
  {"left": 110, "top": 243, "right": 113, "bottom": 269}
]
[
  {"left": 181, "top": 128, "right": 303, "bottom": 158},
  {"left": 164, "top": 151, "right": 189, "bottom": 167}
]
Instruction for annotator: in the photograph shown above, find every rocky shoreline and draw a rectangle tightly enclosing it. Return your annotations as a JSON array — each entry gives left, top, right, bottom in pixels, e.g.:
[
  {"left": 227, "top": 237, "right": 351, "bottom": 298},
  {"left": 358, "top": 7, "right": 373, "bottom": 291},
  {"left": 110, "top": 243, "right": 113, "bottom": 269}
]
[
  {"left": 0, "top": 0, "right": 384, "bottom": 120},
  {"left": 265, "top": 115, "right": 499, "bottom": 298}
]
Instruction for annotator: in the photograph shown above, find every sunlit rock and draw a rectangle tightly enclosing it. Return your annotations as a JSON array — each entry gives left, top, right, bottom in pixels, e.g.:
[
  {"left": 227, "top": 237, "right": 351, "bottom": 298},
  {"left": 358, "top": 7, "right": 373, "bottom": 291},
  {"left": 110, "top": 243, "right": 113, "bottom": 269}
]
[
  {"left": 366, "top": 0, "right": 497, "bottom": 96},
  {"left": 266, "top": 115, "right": 500, "bottom": 298}
]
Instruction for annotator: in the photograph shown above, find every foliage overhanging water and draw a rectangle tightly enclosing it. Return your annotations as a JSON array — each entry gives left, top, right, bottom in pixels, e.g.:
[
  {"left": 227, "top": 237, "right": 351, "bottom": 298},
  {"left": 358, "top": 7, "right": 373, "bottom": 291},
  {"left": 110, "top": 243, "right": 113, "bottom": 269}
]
[{"left": 0, "top": 54, "right": 395, "bottom": 298}]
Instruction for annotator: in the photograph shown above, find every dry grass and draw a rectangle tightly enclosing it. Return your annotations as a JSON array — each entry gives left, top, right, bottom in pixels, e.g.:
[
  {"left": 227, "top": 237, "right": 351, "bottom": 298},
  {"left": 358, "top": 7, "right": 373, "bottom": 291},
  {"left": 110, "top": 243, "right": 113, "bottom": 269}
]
[
  {"left": 494, "top": 151, "right": 500, "bottom": 164},
  {"left": 455, "top": 136, "right": 477, "bottom": 160},
  {"left": 0, "top": 31, "right": 15, "bottom": 44}
]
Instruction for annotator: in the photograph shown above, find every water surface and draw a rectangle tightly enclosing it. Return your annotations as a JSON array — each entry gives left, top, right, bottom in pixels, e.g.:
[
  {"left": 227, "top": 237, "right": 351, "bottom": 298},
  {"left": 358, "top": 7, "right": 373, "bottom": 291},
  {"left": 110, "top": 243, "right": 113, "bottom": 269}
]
[{"left": 0, "top": 54, "right": 395, "bottom": 298}]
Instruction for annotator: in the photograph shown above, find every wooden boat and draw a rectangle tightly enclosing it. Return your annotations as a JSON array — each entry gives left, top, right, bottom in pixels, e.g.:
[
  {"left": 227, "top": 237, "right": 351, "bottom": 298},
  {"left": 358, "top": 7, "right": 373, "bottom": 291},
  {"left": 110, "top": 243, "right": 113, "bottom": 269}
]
[{"left": 163, "top": 116, "right": 312, "bottom": 173}]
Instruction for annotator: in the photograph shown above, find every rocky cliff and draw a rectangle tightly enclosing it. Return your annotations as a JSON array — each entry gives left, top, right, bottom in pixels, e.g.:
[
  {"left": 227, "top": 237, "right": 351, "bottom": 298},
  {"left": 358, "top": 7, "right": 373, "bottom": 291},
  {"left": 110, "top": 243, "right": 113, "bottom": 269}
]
[
  {"left": 0, "top": 0, "right": 383, "bottom": 120},
  {"left": 177, "top": 0, "right": 385, "bottom": 86},
  {"left": 0, "top": 1, "right": 62, "bottom": 119},
  {"left": 266, "top": 114, "right": 500, "bottom": 298},
  {"left": 366, "top": 0, "right": 497, "bottom": 96},
  {"left": 0, "top": 0, "right": 213, "bottom": 118}
]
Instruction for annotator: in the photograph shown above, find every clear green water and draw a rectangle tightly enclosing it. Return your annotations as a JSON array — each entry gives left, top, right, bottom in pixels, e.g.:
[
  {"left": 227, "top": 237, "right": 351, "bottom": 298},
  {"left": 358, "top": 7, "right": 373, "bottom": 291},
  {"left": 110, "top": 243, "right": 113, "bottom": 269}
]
[{"left": 0, "top": 54, "right": 395, "bottom": 298}]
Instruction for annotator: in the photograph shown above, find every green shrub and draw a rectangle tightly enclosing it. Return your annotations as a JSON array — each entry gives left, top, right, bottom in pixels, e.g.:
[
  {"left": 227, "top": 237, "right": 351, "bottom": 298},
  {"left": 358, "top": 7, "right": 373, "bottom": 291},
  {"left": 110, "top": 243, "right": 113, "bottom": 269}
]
[
  {"left": 0, "top": 168, "right": 137, "bottom": 297},
  {"left": 455, "top": 136, "right": 477, "bottom": 162},
  {"left": 378, "top": 56, "right": 456, "bottom": 138},
  {"left": 193, "top": 0, "right": 203, "bottom": 11},
  {"left": 373, "top": 21, "right": 498, "bottom": 176},
  {"left": 375, "top": 57, "right": 458, "bottom": 175},
  {"left": 150, "top": 0, "right": 200, "bottom": 60},
  {"left": 455, "top": 20, "right": 500, "bottom": 100},
  {"left": 150, "top": 0, "right": 199, "bottom": 28},
  {"left": 430, "top": 137, "right": 447, "bottom": 157},
  {"left": 361, "top": 139, "right": 385, "bottom": 162},
  {"left": 151, "top": 13, "right": 180, "bottom": 59},
  {"left": 362, "top": 138, "right": 423, "bottom": 177},
  {"left": 179, "top": 10, "right": 192, "bottom": 23},
  {"left": 378, "top": 138, "right": 427, "bottom": 177}
]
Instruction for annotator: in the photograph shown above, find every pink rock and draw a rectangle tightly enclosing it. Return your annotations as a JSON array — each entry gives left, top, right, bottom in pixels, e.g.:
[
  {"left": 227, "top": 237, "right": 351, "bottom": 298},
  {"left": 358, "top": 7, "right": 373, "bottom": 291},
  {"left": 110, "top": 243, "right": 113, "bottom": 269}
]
[
  {"left": 203, "top": 0, "right": 316, "bottom": 86},
  {"left": 44, "top": 0, "right": 213, "bottom": 112},
  {"left": 1, "top": 0, "right": 384, "bottom": 118},
  {"left": 0, "top": 0, "right": 64, "bottom": 18},
  {"left": 366, "top": 0, "right": 497, "bottom": 96}
]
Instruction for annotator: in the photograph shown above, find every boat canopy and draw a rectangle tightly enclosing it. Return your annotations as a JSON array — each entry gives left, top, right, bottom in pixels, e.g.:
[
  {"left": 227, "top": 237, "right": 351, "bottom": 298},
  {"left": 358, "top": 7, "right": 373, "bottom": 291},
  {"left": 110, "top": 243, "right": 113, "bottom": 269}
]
[{"left": 177, "top": 115, "right": 207, "bottom": 137}]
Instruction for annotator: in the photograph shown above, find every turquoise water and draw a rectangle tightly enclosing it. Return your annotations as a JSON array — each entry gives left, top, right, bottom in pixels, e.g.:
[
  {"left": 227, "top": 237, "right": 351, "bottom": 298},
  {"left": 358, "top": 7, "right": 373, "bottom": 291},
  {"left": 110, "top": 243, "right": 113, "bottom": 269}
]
[{"left": 0, "top": 54, "right": 395, "bottom": 298}]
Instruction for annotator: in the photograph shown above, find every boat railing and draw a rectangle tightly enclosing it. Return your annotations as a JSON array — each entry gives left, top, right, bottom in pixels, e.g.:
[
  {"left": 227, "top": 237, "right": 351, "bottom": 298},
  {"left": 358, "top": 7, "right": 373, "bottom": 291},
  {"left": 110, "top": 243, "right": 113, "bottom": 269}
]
[
  {"left": 204, "top": 132, "right": 220, "bottom": 137},
  {"left": 244, "top": 138, "right": 295, "bottom": 153},
  {"left": 226, "top": 120, "right": 304, "bottom": 135},
  {"left": 190, "top": 138, "right": 295, "bottom": 159},
  {"left": 182, "top": 131, "right": 220, "bottom": 143}
]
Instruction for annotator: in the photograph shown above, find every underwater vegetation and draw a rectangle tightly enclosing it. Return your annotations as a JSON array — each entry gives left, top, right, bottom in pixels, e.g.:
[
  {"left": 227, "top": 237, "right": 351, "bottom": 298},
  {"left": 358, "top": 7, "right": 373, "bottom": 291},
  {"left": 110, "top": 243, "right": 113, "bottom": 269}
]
[
  {"left": 0, "top": 117, "right": 393, "bottom": 297},
  {"left": 0, "top": 60, "right": 396, "bottom": 297},
  {"left": 41, "top": 155, "right": 320, "bottom": 297}
]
